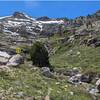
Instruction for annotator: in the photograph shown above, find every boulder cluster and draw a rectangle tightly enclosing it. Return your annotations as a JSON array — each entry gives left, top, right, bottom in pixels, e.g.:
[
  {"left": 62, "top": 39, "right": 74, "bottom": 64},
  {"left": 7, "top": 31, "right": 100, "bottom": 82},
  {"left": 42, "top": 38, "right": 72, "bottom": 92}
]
[
  {"left": 0, "top": 51, "right": 24, "bottom": 68},
  {"left": 56, "top": 67, "right": 100, "bottom": 96},
  {"left": 40, "top": 66, "right": 100, "bottom": 96}
]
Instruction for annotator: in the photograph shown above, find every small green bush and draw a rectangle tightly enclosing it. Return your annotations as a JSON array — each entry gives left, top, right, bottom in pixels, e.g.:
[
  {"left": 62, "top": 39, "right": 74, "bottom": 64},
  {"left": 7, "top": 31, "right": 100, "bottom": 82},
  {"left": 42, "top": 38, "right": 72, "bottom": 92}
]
[{"left": 30, "top": 41, "right": 50, "bottom": 68}]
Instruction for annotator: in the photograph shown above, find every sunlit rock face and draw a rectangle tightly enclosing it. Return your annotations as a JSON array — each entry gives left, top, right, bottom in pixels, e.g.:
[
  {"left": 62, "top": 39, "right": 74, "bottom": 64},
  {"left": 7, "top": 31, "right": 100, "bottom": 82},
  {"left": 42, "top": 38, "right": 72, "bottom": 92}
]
[{"left": 0, "top": 12, "right": 64, "bottom": 37}]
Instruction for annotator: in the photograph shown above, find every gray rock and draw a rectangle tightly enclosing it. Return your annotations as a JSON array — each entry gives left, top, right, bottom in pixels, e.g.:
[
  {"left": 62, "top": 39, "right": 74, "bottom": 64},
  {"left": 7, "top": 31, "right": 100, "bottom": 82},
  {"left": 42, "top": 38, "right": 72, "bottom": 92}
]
[
  {"left": 89, "top": 88, "right": 98, "bottom": 95},
  {"left": 87, "top": 86, "right": 98, "bottom": 95},
  {"left": 80, "top": 72, "right": 96, "bottom": 83},
  {"left": 96, "top": 79, "right": 100, "bottom": 92},
  {"left": 0, "top": 57, "right": 9, "bottom": 65},
  {"left": 7, "top": 54, "right": 24, "bottom": 67},
  {"left": 41, "top": 67, "right": 54, "bottom": 78},
  {"left": 0, "top": 51, "right": 11, "bottom": 65},
  {"left": 96, "top": 79, "right": 100, "bottom": 86},
  {"left": 68, "top": 74, "right": 82, "bottom": 85},
  {"left": 15, "top": 92, "right": 24, "bottom": 98},
  {"left": 41, "top": 67, "right": 50, "bottom": 72}
]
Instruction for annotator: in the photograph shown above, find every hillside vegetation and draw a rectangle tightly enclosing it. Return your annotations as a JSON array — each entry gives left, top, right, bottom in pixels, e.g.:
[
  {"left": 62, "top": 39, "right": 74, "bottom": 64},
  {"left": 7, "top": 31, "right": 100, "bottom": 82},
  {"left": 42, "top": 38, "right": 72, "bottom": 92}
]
[
  {"left": 0, "top": 64, "right": 93, "bottom": 100},
  {"left": 1, "top": 10, "right": 100, "bottom": 100}
]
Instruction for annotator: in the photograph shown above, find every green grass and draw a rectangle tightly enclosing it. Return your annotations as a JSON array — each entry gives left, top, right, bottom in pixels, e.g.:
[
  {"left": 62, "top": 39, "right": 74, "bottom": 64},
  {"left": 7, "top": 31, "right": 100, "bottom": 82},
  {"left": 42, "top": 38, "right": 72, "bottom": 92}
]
[
  {"left": 49, "top": 33, "right": 100, "bottom": 73},
  {"left": 0, "top": 33, "right": 100, "bottom": 99},
  {"left": 0, "top": 64, "right": 93, "bottom": 100},
  {"left": 50, "top": 45, "right": 100, "bottom": 72}
]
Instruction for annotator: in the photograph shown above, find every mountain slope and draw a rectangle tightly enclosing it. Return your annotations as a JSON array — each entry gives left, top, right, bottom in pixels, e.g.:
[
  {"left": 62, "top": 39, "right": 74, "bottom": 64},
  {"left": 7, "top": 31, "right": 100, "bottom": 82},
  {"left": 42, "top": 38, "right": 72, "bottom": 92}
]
[{"left": 0, "top": 12, "right": 64, "bottom": 37}]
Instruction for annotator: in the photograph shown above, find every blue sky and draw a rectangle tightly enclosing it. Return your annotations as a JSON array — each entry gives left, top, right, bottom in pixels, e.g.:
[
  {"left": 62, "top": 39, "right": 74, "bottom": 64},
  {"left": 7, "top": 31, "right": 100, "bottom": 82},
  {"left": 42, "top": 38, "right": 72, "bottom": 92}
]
[{"left": 0, "top": 1, "right": 100, "bottom": 19}]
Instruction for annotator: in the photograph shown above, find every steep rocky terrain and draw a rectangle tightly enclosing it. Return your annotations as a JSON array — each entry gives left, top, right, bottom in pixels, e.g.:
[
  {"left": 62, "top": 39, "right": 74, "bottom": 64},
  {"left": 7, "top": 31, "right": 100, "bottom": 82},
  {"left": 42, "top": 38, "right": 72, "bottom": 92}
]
[
  {"left": 0, "top": 10, "right": 100, "bottom": 100},
  {"left": 0, "top": 12, "right": 64, "bottom": 37}
]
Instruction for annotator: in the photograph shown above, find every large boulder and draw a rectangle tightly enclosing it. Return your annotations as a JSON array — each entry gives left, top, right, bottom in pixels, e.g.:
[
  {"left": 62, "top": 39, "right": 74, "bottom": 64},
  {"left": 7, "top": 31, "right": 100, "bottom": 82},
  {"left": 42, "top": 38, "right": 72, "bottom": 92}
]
[
  {"left": 96, "top": 79, "right": 100, "bottom": 86},
  {"left": 7, "top": 54, "right": 24, "bottom": 67},
  {"left": 0, "top": 57, "right": 9, "bottom": 65},
  {"left": 0, "top": 51, "right": 11, "bottom": 58},
  {"left": 88, "top": 87, "right": 98, "bottom": 95},
  {"left": 0, "top": 51, "right": 11, "bottom": 65},
  {"left": 80, "top": 72, "right": 96, "bottom": 83},
  {"left": 41, "top": 67, "right": 54, "bottom": 78},
  {"left": 96, "top": 79, "right": 100, "bottom": 92},
  {"left": 68, "top": 74, "right": 82, "bottom": 85}
]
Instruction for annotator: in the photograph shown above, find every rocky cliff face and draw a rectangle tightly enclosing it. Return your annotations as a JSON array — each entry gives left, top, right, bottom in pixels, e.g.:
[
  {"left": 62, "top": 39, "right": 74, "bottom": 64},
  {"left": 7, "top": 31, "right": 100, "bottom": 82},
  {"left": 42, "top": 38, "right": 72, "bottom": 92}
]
[
  {"left": 0, "top": 12, "right": 64, "bottom": 37},
  {"left": 0, "top": 10, "right": 100, "bottom": 38},
  {"left": 0, "top": 10, "right": 100, "bottom": 52}
]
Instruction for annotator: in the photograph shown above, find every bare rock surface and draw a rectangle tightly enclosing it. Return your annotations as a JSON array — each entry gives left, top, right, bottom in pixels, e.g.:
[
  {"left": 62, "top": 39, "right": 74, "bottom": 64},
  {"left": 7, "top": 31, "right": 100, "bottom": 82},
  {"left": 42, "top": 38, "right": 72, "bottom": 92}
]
[{"left": 7, "top": 54, "right": 24, "bottom": 67}]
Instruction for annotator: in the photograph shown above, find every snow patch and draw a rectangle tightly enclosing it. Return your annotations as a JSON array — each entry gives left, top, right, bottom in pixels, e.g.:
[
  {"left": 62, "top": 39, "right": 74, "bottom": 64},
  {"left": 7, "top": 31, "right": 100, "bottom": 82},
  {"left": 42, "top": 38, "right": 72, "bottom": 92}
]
[
  {"left": 36, "top": 20, "right": 64, "bottom": 24},
  {"left": 0, "top": 16, "right": 11, "bottom": 20}
]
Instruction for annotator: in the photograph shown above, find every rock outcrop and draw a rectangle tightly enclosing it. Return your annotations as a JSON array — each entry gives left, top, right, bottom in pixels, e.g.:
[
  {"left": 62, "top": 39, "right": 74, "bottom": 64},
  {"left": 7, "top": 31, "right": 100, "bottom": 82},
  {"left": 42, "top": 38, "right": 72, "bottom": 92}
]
[
  {"left": 0, "top": 51, "right": 11, "bottom": 65},
  {"left": 96, "top": 79, "right": 100, "bottom": 92},
  {"left": 7, "top": 54, "right": 24, "bottom": 67},
  {"left": 0, "top": 12, "right": 64, "bottom": 37},
  {"left": 41, "top": 67, "right": 54, "bottom": 78}
]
